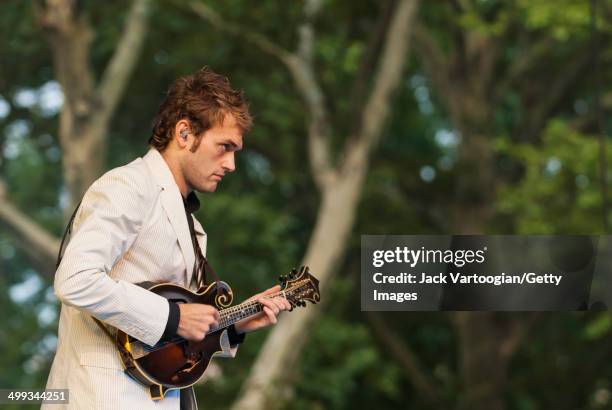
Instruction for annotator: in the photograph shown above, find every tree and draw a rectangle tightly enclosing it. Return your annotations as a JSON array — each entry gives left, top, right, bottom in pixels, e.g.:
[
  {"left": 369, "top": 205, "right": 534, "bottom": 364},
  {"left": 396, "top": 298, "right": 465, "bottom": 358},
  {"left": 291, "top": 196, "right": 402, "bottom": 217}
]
[
  {"left": 0, "top": 0, "right": 152, "bottom": 275},
  {"left": 187, "top": 0, "right": 421, "bottom": 408},
  {"left": 408, "top": 2, "right": 606, "bottom": 408}
]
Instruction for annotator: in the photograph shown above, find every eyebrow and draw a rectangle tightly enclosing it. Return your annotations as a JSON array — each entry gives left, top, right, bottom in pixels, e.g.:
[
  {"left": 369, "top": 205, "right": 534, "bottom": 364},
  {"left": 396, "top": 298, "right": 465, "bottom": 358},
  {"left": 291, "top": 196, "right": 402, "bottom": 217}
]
[{"left": 224, "top": 138, "right": 243, "bottom": 151}]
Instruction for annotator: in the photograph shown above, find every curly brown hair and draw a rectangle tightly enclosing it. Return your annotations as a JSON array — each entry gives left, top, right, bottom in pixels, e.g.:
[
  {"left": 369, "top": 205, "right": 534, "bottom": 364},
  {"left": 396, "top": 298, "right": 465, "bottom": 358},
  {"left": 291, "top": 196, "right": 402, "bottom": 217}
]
[{"left": 149, "top": 67, "right": 252, "bottom": 152}]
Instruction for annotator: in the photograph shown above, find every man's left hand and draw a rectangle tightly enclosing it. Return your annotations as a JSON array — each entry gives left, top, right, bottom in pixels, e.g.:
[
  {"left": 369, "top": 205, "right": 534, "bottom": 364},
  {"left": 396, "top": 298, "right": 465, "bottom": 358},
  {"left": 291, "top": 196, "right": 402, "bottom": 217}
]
[{"left": 234, "top": 285, "right": 292, "bottom": 334}]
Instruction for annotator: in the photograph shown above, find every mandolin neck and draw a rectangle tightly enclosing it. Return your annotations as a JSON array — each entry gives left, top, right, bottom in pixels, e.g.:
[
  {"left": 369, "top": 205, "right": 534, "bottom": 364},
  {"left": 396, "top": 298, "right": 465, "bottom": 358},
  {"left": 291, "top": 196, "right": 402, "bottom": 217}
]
[{"left": 208, "top": 291, "right": 284, "bottom": 334}]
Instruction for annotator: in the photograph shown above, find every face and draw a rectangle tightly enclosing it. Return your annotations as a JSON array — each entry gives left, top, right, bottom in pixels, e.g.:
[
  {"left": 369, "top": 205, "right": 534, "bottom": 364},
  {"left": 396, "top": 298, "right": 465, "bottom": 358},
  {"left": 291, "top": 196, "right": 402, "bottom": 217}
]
[{"left": 180, "top": 114, "right": 243, "bottom": 193}]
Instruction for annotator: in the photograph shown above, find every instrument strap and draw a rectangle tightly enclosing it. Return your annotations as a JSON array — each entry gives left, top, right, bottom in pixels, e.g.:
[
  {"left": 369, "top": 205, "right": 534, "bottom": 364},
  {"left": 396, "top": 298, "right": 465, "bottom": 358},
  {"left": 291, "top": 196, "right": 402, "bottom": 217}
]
[
  {"left": 55, "top": 200, "right": 81, "bottom": 269},
  {"left": 184, "top": 206, "right": 221, "bottom": 294},
  {"left": 93, "top": 317, "right": 116, "bottom": 343}
]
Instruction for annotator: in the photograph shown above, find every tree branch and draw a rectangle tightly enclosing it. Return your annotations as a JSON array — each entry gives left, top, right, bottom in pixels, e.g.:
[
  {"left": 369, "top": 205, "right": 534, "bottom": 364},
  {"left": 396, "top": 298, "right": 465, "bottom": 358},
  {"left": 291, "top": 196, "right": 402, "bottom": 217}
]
[
  {"left": 343, "top": 0, "right": 420, "bottom": 174},
  {"left": 97, "top": 0, "right": 153, "bottom": 127},
  {"left": 412, "top": 22, "right": 452, "bottom": 104},
  {"left": 189, "top": 2, "right": 293, "bottom": 63},
  {"left": 569, "top": 91, "right": 612, "bottom": 132},
  {"left": 495, "top": 35, "right": 556, "bottom": 104},
  {"left": 499, "top": 313, "right": 543, "bottom": 359},
  {"left": 522, "top": 47, "right": 592, "bottom": 140},
  {"left": 189, "top": 0, "right": 336, "bottom": 189},
  {"left": 365, "top": 311, "right": 443, "bottom": 406},
  {"left": 293, "top": 0, "right": 335, "bottom": 189},
  {"left": 35, "top": 0, "right": 95, "bottom": 134},
  {"left": 348, "top": 0, "right": 398, "bottom": 134},
  {"left": 0, "top": 181, "right": 60, "bottom": 277}
]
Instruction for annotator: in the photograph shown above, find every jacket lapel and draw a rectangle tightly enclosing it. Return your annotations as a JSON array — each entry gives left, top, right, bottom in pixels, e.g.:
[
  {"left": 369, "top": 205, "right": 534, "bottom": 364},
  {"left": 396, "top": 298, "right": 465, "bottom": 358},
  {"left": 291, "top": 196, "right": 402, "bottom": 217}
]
[
  {"left": 143, "top": 149, "right": 195, "bottom": 284},
  {"left": 160, "top": 187, "right": 195, "bottom": 284}
]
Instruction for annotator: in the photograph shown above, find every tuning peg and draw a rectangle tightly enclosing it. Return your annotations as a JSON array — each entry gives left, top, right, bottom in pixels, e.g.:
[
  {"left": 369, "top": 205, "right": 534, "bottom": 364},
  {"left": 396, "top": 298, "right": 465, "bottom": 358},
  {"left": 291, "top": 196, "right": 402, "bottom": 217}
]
[
  {"left": 279, "top": 274, "right": 287, "bottom": 283},
  {"left": 291, "top": 267, "right": 298, "bottom": 275}
]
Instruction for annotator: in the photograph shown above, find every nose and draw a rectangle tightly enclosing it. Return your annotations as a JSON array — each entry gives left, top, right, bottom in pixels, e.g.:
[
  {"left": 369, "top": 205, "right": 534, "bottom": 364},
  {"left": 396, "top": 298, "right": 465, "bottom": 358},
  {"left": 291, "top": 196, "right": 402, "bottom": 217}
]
[{"left": 222, "top": 152, "right": 236, "bottom": 173}]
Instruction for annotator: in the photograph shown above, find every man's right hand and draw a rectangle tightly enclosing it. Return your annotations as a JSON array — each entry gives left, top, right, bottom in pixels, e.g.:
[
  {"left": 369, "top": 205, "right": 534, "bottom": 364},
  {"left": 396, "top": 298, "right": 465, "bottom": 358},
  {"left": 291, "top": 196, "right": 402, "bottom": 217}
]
[{"left": 177, "top": 303, "right": 220, "bottom": 341}]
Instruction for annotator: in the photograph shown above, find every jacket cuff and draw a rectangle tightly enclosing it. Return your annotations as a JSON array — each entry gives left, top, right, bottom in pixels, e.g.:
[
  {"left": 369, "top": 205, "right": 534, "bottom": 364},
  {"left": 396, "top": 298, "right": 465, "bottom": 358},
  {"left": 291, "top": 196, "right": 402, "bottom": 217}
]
[
  {"left": 227, "top": 324, "right": 246, "bottom": 345},
  {"left": 160, "top": 301, "right": 180, "bottom": 342}
]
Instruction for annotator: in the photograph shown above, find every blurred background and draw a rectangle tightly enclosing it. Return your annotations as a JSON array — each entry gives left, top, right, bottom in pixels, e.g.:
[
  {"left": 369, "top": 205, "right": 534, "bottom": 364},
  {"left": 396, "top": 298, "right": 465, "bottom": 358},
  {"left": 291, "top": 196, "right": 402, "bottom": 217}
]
[{"left": 1, "top": 0, "right": 612, "bottom": 409}]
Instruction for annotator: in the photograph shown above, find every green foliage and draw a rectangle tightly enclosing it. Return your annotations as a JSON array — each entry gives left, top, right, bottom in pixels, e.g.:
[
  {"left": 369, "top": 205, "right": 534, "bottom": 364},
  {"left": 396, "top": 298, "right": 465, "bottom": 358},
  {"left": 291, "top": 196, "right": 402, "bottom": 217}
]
[
  {"left": 497, "top": 120, "right": 609, "bottom": 234},
  {"left": 584, "top": 313, "right": 612, "bottom": 340},
  {"left": 516, "top": 0, "right": 596, "bottom": 41},
  {"left": 293, "top": 318, "right": 400, "bottom": 409},
  {"left": 290, "top": 279, "right": 402, "bottom": 410}
]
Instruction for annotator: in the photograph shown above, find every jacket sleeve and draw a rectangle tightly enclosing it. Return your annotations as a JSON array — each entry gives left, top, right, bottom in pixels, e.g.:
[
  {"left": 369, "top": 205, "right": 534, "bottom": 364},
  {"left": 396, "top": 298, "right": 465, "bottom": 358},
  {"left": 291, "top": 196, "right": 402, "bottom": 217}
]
[{"left": 54, "top": 167, "right": 169, "bottom": 347}]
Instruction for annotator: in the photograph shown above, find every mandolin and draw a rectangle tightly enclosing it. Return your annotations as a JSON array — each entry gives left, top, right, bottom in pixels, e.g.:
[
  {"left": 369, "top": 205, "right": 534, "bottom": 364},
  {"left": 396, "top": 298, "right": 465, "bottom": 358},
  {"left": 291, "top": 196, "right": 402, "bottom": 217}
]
[{"left": 114, "top": 266, "right": 320, "bottom": 400}]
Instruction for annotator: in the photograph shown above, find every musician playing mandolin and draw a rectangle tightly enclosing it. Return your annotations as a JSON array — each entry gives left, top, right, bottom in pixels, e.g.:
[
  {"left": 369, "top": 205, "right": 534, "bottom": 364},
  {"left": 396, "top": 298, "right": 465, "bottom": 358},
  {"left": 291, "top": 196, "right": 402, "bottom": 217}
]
[{"left": 43, "top": 67, "right": 292, "bottom": 410}]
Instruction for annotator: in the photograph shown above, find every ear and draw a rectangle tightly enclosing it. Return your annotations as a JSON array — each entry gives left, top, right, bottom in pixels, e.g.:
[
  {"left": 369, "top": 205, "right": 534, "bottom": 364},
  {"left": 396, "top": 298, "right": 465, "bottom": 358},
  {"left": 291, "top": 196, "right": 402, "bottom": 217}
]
[{"left": 174, "top": 119, "right": 192, "bottom": 149}]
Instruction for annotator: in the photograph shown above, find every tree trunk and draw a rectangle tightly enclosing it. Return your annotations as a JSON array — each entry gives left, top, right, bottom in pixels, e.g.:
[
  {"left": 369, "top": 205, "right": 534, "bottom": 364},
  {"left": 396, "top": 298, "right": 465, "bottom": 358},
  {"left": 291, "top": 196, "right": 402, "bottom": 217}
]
[
  {"left": 60, "top": 126, "right": 107, "bottom": 211},
  {"left": 0, "top": 0, "right": 152, "bottom": 270},
  {"left": 39, "top": 0, "right": 152, "bottom": 210},
  {"left": 231, "top": 145, "right": 369, "bottom": 409},
  {"left": 454, "top": 312, "right": 508, "bottom": 410},
  {"left": 228, "top": 0, "right": 420, "bottom": 405}
]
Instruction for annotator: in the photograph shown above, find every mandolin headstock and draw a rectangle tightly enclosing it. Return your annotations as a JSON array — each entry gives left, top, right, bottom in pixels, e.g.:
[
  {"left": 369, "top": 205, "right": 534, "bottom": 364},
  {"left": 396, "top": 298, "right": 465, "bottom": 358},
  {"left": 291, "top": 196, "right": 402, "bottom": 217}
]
[{"left": 279, "top": 266, "right": 320, "bottom": 310}]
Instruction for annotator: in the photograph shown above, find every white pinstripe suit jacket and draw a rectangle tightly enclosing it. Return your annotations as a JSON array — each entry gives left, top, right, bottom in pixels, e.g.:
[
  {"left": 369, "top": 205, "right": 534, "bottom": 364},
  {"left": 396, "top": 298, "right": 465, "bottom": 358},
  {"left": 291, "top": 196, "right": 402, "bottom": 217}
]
[{"left": 43, "top": 148, "right": 236, "bottom": 410}]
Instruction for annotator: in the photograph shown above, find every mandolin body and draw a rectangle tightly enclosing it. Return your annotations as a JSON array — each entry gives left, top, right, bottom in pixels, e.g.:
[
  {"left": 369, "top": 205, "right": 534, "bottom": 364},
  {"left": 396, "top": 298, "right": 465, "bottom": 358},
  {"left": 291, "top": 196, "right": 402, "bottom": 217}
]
[
  {"left": 116, "top": 281, "right": 234, "bottom": 400},
  {"left": 113, "top": 265, "right": 320, "bottom": 402}
]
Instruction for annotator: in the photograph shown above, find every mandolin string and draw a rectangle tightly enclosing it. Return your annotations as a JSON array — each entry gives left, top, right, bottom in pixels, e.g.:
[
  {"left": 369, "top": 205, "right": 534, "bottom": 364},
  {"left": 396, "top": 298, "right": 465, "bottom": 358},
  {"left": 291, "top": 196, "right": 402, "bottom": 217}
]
[
  {"left": 216, "top": 289, "right": 297, "bottom": 325},
  {"left": 221, "top": 278, "right": 311, "bottom": 314},
  {"left": 216, "top": 284, "right": 302, "bottom": 316},
  {"left": 218, "top": 284, "right": 310, "bottom": 323}
]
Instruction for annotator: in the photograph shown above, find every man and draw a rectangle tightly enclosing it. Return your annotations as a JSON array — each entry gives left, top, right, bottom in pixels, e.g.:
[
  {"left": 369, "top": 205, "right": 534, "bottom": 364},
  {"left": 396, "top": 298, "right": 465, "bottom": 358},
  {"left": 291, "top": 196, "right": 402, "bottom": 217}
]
[{"left": 43, "top": 67, "right": 291, "bottom": 409}]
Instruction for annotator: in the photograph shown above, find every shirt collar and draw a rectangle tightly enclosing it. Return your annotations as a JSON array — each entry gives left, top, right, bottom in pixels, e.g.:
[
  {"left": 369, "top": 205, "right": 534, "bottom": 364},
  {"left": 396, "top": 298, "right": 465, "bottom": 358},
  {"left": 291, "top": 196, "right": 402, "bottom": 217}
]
[{"left": 183, "top": 191, "right": 200, "bottom": 213}]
